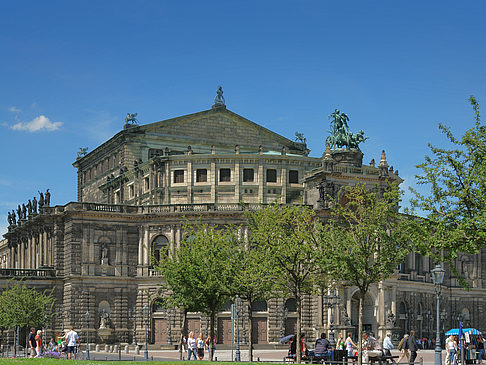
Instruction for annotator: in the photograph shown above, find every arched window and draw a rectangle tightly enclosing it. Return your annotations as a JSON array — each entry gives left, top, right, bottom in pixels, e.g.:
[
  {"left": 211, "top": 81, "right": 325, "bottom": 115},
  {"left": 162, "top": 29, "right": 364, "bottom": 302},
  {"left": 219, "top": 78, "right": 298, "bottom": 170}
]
[
  {"left": 252, "top": 300, "right": 268, "bottom": 312},
  {"left": 152, "top": 235, "right": 169, "bottom": 266},
  {"left": 285, "top": 298, "right": 297, "bottom": 313}
]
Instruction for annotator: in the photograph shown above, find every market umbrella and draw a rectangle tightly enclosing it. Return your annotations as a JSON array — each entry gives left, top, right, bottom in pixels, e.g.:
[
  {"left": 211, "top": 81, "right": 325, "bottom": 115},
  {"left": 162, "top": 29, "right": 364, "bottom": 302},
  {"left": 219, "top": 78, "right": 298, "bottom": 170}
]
[
  {"left": 279, "top": 334, "right": 295, "bottom": 343},
  {"left": 445, "top": 328, "right": 482, "bottom": 335}
]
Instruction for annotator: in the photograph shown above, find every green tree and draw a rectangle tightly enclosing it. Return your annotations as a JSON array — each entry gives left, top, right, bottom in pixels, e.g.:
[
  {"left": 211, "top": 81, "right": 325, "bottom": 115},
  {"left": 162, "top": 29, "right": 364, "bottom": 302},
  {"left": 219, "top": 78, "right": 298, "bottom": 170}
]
[
  {"left": 0, "top": 280, "right": 55, "bottom": 354},
  {"left": 411, "top": 96, "right": 486, "bottom": 278},
  {"left": 246, "top": 204, "right": 327, "bottom": 364},
  {"left": 231, "top": 227, "right": 276, "bottom": 361},
  {"left": 320, "top": 182, "right": 417, "bottom": 365},
  {"left": 154, "top": 221, "right": 238, "bottom": 361}
]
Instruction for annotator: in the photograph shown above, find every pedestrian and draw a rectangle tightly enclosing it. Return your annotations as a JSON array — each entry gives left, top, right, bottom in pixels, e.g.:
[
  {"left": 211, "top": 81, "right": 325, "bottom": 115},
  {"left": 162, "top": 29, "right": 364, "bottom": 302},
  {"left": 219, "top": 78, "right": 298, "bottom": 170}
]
[
  {"left": 383, "top": 332, "right": 395, "bottom": 360},
  {"left": 346, "top": 332, "right": 358, "bottom": 357},
  {"left": 408, "top": 330, "right": 418, "bottom": 364},
  {"left": 336, "top": 333, "right": 345, "bottom": 351},
  {"left": 477, "top": 336, "right": 484, "bottom": 365},
  {"left": 205, "top": 334, "right": 212, "bottom": 360},
  {"left": 397, "top": 334, "right": 410, "bottom": 363},
  {"left": 187, "top": 331, "right": 197, "bottom": 361},
  {"left": 447, "top": 335, "right": 458, "bottom": 365},
  {"left": 362, "top": 331, "right": 383, "bottom": 364},
  {"left": 28, "top": 328, "right": 36, "bottom": 358},
  {"left": 196, "top": 333, "right": 205, "bottom": 360},
  {"left": 34, "top": 330, "right": 43, "bottom": 357},
  {"left": 63, "top": 326, "right": 80, "bottom": 360}
]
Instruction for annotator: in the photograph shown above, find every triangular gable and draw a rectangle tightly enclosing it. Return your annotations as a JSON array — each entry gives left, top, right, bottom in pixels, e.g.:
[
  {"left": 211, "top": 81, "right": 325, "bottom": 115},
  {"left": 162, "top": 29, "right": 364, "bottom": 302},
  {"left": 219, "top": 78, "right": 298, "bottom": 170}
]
[{"left": 141, "top": 107, "right": 306, "bottom": 154}]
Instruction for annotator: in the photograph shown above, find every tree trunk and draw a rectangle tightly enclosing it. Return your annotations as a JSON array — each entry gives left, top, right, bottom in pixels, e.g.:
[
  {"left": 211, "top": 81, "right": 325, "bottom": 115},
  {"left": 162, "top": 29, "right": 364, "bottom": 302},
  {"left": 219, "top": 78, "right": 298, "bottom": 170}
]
[
  {"left": 13, "top": 327, "right": 17, "bottom": 357},
  {"left": 210, "top": 310, "right": 216, "bottom": 361},
  {"left": 296, "top": 291, "right": 302, "bottom": 364},
  {"left": 179, "top": 308, "right": 188, "bottom": 360},
  {"left": 357, "top": 291, "right": 364, "bottom": 365},
  {"left": 248, "top": 300, "right": 253, "bottom": 362}
]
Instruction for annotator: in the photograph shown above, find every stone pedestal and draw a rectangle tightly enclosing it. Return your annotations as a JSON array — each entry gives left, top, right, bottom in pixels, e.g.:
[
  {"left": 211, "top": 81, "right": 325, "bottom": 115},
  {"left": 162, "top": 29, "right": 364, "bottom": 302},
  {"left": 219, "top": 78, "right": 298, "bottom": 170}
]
[{"left": 98, "top": 328, "right": 115, "bottom": 344}]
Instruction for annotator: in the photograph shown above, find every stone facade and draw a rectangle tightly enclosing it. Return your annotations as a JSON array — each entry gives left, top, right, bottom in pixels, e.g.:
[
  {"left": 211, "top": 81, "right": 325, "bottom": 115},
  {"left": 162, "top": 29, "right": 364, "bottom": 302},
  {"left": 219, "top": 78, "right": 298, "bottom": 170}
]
[{"left": 2, "top": 103, "right": 485, "bottom": 348}]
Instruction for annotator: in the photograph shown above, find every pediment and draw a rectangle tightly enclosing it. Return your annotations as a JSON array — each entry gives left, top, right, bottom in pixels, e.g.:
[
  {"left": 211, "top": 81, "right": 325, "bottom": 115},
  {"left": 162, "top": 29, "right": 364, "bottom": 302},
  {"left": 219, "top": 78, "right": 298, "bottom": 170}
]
[{"left": 141, "top": 108, "right": 306, "bottom": 154}]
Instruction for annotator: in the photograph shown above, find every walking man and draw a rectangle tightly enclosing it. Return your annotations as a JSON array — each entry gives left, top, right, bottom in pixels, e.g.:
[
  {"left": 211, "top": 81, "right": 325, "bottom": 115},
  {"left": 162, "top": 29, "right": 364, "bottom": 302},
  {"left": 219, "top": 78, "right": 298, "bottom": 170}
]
[
  {"left": 64, "top": 326, "right": 80, "bottom": 359},
  {"left": 28, "top": 328, "right": 36, "bottom": 358},
  {"left": 383, "top": 332, "right": 395, "bottom": 360},
  {"left": 408, "top": 330, "right": 418, "bottom": 364}
]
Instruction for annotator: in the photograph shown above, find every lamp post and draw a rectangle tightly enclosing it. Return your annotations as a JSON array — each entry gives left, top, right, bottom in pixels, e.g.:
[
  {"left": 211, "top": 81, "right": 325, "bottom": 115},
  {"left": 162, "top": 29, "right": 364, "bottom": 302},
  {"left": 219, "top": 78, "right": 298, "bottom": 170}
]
[
  {"left": 143, "top": 305, "right": 149, "bottom": 361},
  {"left": 85, "top": 311, "right": 90, "bottom": 360},
  {"left": 167, "top": 309, "right": 172, "bottom": 346},
  {"left": 235, "top": 296, "right": 241, "bottom": 362},
  {"left": 432, "top": 264, "right": 445, "bottom": 365},
  {"left": 323, "top": 288, "right": 339, "bottom": 346},
  {"left": 129, "top": 308, "right": 137, "bottom": 345},
  {"left": 426, "top": 310, "right": 432, "bottom": 340}
]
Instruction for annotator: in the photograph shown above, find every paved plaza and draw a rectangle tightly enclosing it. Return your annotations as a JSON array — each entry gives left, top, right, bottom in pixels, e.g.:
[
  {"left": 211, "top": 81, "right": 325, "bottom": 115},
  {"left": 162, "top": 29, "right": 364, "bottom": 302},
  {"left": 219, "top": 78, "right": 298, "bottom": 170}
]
[{"left": 75, "top": 348, "right": 449, "bottom": 363}]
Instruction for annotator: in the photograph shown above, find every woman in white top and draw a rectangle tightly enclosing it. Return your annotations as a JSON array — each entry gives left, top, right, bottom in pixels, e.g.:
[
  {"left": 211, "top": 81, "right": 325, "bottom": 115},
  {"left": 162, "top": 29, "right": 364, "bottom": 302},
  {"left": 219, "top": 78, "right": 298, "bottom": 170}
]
[
  {"left": 196, "top": 333, "right": 205, "bottom": 360},
  {"left": 187, "top": 331, "right": 197, "bottom": 361},
  {"left": 447, "top": 335, "right": 458, "bottom": 365}
]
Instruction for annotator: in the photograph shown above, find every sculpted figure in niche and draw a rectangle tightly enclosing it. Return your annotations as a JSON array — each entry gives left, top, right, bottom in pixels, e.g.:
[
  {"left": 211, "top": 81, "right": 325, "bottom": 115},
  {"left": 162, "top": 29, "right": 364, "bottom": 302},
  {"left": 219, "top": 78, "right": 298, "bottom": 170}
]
[
  {"left": 99, "top": 308, "right": 112, "bottom": 329},
  {"left": 386, "top": 309, "right": 396, "bottom": 327},
  {"left": 341, "top": 307, "right": 352, "bottom": 326},
  {"left": 100, "top": 242, "right": 109, "bottom": 265}
]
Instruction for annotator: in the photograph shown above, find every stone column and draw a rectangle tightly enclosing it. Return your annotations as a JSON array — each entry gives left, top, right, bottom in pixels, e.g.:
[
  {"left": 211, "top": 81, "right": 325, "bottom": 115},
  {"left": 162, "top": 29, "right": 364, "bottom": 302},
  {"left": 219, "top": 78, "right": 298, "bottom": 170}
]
[
  {"left": 210, "top": 161, "right": 216, "bottom": 203},
  {"left": 234, "top": 160, "right": 240, "bottom": 200},
  {"left": 280, "top": 166, "right": 287, "bottom": 204},
  {"left": 258, "top": 163, "right": 264, "bottom": 203},
  {"left": 187, "top": 161, "right": 193, "bottom": 204}
]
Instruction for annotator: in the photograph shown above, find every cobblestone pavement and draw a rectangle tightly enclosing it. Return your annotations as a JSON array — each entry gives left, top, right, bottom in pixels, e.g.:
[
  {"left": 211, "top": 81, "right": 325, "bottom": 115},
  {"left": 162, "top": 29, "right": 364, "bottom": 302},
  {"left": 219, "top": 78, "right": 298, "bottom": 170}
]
[{"left": 83, "top": 349, "right": 450, "bottom": 363}]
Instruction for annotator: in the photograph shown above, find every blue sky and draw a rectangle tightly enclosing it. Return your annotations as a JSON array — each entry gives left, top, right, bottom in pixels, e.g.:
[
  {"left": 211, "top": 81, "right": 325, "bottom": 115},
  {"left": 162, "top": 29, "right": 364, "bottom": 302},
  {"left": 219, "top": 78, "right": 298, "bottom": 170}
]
[{"left": 1, "top": 1, "right": 485, "bottom": 235}]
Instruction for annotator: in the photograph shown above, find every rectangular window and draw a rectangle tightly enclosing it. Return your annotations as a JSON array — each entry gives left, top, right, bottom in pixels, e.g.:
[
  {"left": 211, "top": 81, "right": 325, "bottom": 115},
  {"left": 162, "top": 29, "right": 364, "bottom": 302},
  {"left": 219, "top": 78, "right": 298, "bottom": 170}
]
[
  {"left": 266, "top": 169, "right": 277, "bottom": 183},
  {"left": 289, "top": 170, "right": 299, "bottom": 184},
  {"left": 129, "top": 185, "right": 134, "bottom": 198},
  {"left": 196, "top": 169, "right": 207, "bottom": 183},
  {"left": 219, "top": 168, "right": 231, "bottom": 182},
  {"left": 144, "top": 177, "right": 150, "bottom": 191},
  {"left": 243, "top": 168, "right": 254, "bottom": 182},
  {"left": 174, "top": 170, "right": 185, "bottom": 183}
]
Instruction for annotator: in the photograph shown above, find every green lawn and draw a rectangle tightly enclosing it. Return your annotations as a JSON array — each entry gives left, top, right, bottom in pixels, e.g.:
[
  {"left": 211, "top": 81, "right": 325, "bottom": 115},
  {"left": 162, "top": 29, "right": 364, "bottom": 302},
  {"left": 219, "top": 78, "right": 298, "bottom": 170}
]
[{"left": 0, "top": 360, "right": 268, "bottom": 365}]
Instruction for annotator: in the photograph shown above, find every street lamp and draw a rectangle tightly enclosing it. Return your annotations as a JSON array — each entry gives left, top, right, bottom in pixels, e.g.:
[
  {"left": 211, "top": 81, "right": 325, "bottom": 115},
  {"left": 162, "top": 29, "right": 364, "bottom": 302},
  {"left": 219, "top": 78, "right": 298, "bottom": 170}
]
[
  {"left": 323, "top": 288, "right": 339, "bottom": 346},
  {"left": 235, "top": 296, "right": 241, "bottom": 362},
  {"left": 129, "top": 308, "right": 137, "bottom": 345},
  {"left": 431, "top": 264, "right": 445, "bottom": 365},
  {"left": 85, "top": 311, "right": 90, "bottom": 360},
  {"left": 143, "top": 305, "right": 149, "bottom": 361},
  {"left": 167, "top": 309, "right": 172, "bottom": 345}
]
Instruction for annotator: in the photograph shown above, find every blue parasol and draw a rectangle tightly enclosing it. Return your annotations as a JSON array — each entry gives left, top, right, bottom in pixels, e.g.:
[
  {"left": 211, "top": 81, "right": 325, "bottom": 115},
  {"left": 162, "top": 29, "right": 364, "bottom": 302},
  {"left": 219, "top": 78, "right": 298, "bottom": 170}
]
[
  {"left": 446, "top": 328, "right": 482, "bottom": 336},
  {"left": 279, "top": 334, "right": 295, "bottom": 343}
]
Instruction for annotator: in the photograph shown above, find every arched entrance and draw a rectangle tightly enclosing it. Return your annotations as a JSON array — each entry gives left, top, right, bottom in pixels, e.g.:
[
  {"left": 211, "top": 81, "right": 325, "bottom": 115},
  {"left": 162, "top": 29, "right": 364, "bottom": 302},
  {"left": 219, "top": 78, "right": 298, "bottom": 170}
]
[{"left": 351, "top": 292, "right": 377, "bottom": 338}]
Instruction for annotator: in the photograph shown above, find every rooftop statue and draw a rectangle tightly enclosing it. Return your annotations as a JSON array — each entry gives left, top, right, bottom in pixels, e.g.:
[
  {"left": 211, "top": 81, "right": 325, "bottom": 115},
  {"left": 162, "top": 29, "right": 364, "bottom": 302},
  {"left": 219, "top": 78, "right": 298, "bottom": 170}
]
[
  {"left": 125, "top": 113, "right": 138, "bottom": 125},
  {"left": 214, "top": 86, "right": 225, "bottom": 106},
  {"left": 325, "top": 109, "right": 368, "bottom": 150},
  {"left": 77, "top": 147, "right": 89, "bottom": 158}
]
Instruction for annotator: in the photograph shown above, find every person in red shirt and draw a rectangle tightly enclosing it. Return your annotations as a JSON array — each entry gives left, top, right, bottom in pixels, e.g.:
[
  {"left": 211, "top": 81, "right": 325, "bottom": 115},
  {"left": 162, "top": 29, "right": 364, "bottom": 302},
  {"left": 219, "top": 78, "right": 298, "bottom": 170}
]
[{"left": 34, "top": 330, "right": 42, "bottom": 357}]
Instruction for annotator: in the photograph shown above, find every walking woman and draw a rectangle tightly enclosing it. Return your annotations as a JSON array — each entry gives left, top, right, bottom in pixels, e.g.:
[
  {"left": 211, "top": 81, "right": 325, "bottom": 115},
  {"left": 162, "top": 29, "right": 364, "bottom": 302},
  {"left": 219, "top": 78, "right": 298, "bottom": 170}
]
[
  {"left": 346, "top": 332, "right": 357, "bottom": 357},
  {"left": 187, "top": 331, "right": 197, "bottom": 361},
  {"left": 477, "top": 336, "right": 485, "bottom": 365},
  {"left": 397, "top": 334, "right": 410, "bottom": 363},
  {"left": 196, "top": 333, "right": 205, "bottom": 360},
  {"left": 447, "top": 335, "right": 458, "bottom": 365}
]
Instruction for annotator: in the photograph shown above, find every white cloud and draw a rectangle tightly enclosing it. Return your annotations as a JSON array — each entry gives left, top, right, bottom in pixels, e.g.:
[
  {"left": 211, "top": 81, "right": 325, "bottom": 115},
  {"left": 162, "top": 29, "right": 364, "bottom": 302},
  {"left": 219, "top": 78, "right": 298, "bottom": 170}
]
[
  {"left": 10, "top": 115, "right": 62, "bottom": 132},
  {"left": 9, "top": 106, "right": 21, "bottom": 113}
]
